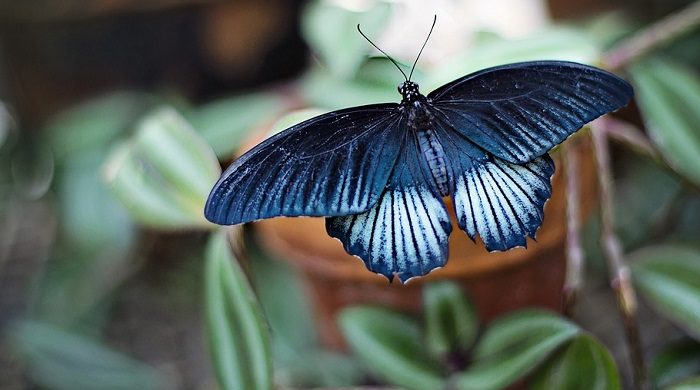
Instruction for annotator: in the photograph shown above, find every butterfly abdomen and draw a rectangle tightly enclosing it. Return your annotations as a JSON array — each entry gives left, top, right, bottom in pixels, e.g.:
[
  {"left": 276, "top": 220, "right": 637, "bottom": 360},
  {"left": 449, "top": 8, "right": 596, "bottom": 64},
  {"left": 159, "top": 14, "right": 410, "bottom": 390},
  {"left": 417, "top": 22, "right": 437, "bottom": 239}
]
[{"left": 417, "top": 127, "right": 452, "bottom": 196}]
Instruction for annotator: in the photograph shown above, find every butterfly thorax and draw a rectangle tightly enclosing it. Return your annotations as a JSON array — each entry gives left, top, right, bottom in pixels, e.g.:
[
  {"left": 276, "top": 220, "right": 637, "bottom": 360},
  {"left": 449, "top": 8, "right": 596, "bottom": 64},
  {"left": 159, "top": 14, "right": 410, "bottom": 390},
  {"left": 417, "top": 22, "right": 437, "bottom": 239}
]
[
  {"left": 398, "top": 81, "right": 422, "bottom": 104},
  {"left": 399, "top": 82, "right": 429, "bottom": 125},
  {"left": 399, "top": 82, "right": 453, "bottom": 197}
]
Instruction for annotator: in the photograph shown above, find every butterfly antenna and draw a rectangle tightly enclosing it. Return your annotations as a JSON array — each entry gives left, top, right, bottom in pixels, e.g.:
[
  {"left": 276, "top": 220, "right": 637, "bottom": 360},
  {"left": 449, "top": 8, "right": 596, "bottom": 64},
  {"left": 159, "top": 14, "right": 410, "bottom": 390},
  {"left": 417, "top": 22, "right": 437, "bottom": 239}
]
[
  {"left": 357, "top": 23, "right": 408, "bottom": 81},
  {"left": 409, "top": 15, "right": 437, "bottom": 81}
]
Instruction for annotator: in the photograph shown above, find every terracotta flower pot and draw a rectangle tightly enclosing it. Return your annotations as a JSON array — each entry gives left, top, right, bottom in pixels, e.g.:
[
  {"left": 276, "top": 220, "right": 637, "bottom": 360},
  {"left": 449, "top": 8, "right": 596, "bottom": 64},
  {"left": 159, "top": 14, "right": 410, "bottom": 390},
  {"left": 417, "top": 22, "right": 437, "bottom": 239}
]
[{"left": 244, "top": 130, "right": 597, "bottom": 350}]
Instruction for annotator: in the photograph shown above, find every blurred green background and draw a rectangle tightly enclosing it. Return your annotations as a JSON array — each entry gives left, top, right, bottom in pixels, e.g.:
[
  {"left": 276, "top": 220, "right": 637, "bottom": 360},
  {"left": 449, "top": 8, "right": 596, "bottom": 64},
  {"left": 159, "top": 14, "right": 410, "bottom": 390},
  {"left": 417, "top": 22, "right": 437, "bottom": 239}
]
[{"left": 1, "top": 0, "right": 699, "bottom": 389}]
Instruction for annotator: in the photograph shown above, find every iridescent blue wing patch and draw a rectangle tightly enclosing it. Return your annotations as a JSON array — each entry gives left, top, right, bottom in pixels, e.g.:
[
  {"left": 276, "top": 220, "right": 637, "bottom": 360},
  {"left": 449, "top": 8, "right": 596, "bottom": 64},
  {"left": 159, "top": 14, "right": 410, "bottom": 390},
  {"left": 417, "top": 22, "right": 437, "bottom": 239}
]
[
  {"left": 432, "top": 117, "right": 554, "bottom": 252},
  {"left": 205, "top": 104, "right": 402, "bottom": 224},
  {"left": 326, "top": 127, "right": 452, "bottom": 282},
  {"left": 429, "top": 61, "right": 633, "bottom": 164},
  {"left": 453, "top": 154, "right": 554, "bottom": 251}
]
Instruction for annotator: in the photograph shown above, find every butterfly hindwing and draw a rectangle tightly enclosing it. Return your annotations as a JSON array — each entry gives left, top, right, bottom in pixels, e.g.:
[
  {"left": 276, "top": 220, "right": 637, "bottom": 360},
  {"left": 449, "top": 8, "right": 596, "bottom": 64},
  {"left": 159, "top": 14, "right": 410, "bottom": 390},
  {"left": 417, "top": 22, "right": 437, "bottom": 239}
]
[
  {"left": 454, "top": 153, "right": 554, "bottom": 251},
  {"left": 205, "top": 104, "right": 402, "bottom": 224},
  {"left": 429, "top": 61, "right": 633, "bottom": 164},
  {"left": 326, "top": 128, "right": 452, "bottom": 282},
  {"left": 431, "top": 115, "right": 554, "bottom": 251}
]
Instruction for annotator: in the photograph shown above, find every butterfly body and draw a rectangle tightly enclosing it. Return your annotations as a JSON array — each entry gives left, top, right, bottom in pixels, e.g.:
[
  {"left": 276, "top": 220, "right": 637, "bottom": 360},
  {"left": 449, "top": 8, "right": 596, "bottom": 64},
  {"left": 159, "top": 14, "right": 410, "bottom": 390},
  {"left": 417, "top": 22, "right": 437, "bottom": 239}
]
[
  {"left": 416, "top": 125, "right": 451, "bottom": 196},
  {"left": 401, "top": 84, "right": 453, "bottom": 197},
  {"left": 205, "top": 61, "right": 633, "bottom": 282}
]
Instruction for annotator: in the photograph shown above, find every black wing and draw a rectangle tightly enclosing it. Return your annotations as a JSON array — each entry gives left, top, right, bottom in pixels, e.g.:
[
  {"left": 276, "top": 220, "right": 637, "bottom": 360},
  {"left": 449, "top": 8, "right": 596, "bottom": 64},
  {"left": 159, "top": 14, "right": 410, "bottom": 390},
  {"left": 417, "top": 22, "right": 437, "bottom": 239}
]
[
  {"left": 205, "top": 104, "right": 402, "bottom": 224},
  {"left": 429, "top": 61, "right": 633, "bottom": 163},
  {"left": 429, "top": 115, "right": 555, "bottom": 252},
  {"left": 327, "top": 117, "right": 452, "bottom": 282}
]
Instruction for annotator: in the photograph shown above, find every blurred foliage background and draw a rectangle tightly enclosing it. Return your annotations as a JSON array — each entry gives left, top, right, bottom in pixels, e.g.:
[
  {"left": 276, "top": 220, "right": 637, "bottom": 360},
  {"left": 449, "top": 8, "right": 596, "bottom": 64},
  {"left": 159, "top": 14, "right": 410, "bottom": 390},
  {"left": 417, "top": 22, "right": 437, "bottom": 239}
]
[{"left": 1, "top": 0, "right": 699, "bottom": 389}]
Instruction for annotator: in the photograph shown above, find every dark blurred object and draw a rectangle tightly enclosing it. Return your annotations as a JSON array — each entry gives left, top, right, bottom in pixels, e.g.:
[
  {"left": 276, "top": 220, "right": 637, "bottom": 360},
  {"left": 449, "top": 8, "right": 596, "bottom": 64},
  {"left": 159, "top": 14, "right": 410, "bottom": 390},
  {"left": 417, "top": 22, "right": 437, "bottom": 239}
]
[
  {"left": 621, "top": 0, "right": 698, "bottom": 21},
  {"left": 0, "top": 0, "right": 306, "bottom": 126},
  {"left": 547, "top": 0, "right": 697, "bottom": 21},
  {"left": 0, "top": 198, "right": 57, "bottom": 388},
  {"left": 547, "top": 0, "right": 620, "bottom": 20}
]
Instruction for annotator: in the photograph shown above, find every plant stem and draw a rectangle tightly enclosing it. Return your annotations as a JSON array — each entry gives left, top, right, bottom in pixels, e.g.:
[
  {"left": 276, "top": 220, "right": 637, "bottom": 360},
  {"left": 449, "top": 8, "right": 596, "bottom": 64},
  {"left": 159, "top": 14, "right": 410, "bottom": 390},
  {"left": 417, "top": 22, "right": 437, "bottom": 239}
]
[
  {"left": 591, "top": 121, "right": 647, "bottom": 389},
  {"left": 226, "top": 225, "right": 251, "bottom": 276},
  {"left": 603, "top": 0, "right": 700, "bottom": 70},
  {"left": 599, "top": 117, "right": 658, "bottom": 159},
  {"left": 563, "top": 140, "right": 584, "bottom": 318},
  {"left": 600, "top": 116, "right": 700, "bottom": 192}
]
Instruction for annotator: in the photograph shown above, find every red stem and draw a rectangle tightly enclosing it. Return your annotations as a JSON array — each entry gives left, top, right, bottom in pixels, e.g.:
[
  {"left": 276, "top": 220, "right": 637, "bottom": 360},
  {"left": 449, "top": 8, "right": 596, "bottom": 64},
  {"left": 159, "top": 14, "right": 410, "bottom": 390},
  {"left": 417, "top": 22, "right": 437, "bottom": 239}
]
[{"left": 591, "top": 121, "right": 647, "bottom": 389}]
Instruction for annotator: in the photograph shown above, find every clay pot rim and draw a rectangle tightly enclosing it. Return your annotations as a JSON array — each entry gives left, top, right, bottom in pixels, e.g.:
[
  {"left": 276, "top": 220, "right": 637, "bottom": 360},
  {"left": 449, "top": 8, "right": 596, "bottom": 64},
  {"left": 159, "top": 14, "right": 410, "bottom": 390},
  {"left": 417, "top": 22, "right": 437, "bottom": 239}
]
[
  {"left": 253, "top": 212, "right": 566, "bottom": 284},
  {"left": 240, "top": 122, "right": 596, "bottom": 285}
]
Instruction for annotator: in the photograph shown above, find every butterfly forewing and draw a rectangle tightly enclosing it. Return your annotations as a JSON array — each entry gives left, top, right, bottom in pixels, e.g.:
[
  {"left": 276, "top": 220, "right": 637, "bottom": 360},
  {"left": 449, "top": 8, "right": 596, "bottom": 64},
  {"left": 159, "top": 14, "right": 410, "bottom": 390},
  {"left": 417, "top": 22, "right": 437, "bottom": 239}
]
[
  {"left": 205, "top": 104, "right": 402, "bottom": 224},
  {"left": 428, "top": 61, "right": 633, "bottom": 164}
]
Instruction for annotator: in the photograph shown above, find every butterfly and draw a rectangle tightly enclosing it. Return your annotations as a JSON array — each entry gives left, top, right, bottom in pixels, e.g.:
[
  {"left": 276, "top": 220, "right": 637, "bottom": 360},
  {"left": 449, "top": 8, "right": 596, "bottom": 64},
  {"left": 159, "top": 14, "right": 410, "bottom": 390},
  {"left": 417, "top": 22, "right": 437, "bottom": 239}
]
[{"left": 204, "top": 20, "right": 633, "bottom": 282}]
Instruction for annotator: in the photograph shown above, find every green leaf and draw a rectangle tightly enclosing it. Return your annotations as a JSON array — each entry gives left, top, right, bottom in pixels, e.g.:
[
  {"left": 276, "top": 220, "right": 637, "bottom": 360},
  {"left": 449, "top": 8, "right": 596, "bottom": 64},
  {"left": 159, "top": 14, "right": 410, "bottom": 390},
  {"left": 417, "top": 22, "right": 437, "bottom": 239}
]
[
  {"left": 300, "top": 57, "right": 423, "bottom": 109},
  {"left": 57, "top": 151, "right": 135, "bottom": 254},
  {"left": 29, "top": 251, "right": 139, "bottom": 328},
  {"left": 46, "top": 91, "right": 155, "bottom": 162},
  {"left": 651, "top": 341, "right": 700, "bottom": 388},
  {"left": 8, "top": 321, "right": 169, "bottom": 390},
  {"left": 581, "top": 11, "right": 637, "bottom": 48},
  {"left": 423, "top": 281, "right": 478, "bottom": 358},
  {"left": 204, "top": 230, "right": 273, "bottom": 390},
  {"left": 10, "top": 134, "right": 54, "bottom": 199},
  {"left": 339, "top": 306, "right": 445, "bottom": 390},
  {"left": 302, "top": 0, "right": 391, "bottom": 78},
  {"left": 274, "top": 350, "right": 365, "bottom": 388},
  {"left": 187, "top": 92, "right": 286, "bottom": 159},
  {"left": 301, "top": 65, "right": 398, "bottom": 110},
  {"left": 672, "top": 196, "right": 700, "bottom": 242},
  {"left": 629, "top": 57, "right": 700, "bottom": 185},
  {"left": 630, "top": 245, "right": 700, "bottom": 339},
  {"left": 359, "top": 56, "right": 424, "bottom": 89},
  {"left": 661, "top": 31, "right": 700, "bottom": 69},
  {"left": 103, "top": 107, "right": 220, "bottom": 229},
  {"left": 530, "top": 334, "right": 620, "bottom": 390},
  {"left": 455, "top": 310, "right": 580, "bottom": 390},
  {"left": 103, "top": 144, "right": 199, "bottom": 227},
  {"left": 247, "top": 243, "right": 364, "bottom": 387},
  {"left": 580, "top": 152, "right": 685, "bottom": 273},
  {"left": 132, "top": 107, "right": 220, "bottom": 203},
  {"left": 670, "top": 376, "right": 700, "bottom": 390},
  {"left": 248, "top": 242, "right": 317, "bottom": 360},
  {"left": 427, "top": 27, "right": 600, "bottom": 91},
  {"left": 46, "top": 93, "right": 145, "bottom": 253},
  {"left": 614, "top": 154, "right": 681, "bottom": 248}
]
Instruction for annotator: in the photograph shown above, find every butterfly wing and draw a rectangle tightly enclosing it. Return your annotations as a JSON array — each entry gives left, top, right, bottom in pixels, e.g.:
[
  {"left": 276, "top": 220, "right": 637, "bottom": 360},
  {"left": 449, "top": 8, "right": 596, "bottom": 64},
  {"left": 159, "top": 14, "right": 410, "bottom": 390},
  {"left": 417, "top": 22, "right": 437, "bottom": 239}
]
[
  {"left": 432, "top": 112, "right": 555, "bottom": 252},
  {"left": 205, "top": 104, "right": 403, "bottom": 224},
  {"left": 327, "top": 117, "right": 452, "bottom": 282},
  {"left": 429, "top": 61, "right": 633, "bottom": 164}
]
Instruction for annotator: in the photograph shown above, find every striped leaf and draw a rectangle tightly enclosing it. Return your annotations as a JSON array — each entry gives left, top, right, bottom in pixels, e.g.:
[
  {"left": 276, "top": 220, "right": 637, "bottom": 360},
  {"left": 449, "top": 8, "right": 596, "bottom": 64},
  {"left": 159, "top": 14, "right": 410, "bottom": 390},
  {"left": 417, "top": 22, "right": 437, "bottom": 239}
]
[{"left": 204, "top": 230, "right": 272, "bottom": 390}]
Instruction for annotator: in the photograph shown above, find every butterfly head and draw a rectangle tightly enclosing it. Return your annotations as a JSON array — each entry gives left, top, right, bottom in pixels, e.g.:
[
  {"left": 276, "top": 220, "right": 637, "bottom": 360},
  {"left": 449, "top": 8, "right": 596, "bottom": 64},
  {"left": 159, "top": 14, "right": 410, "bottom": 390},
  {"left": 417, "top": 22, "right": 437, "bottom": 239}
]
[{"left": 398, "top": 81, "right": 421, "bottom": 103}]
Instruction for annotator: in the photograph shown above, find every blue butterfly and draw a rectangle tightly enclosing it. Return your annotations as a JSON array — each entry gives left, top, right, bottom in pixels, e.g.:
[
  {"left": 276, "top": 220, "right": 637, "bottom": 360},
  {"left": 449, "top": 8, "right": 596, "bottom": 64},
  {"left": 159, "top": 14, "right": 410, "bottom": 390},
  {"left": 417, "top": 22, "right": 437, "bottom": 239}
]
[{"left": 205, "top": 24, "right": 633, "bottom": 282}]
